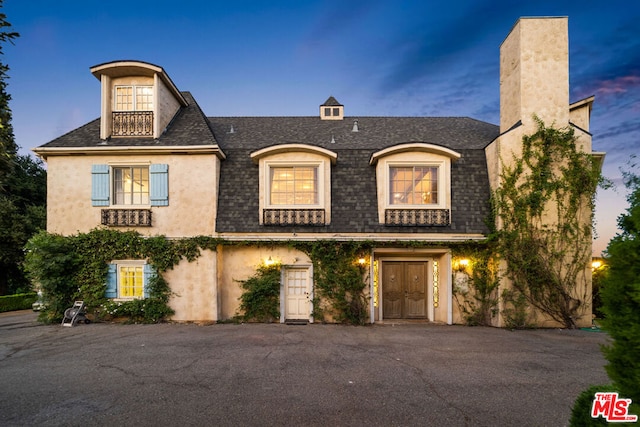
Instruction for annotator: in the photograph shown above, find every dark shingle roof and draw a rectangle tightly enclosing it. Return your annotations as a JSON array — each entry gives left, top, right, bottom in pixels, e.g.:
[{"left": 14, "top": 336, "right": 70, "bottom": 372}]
[
  {"left": 37, "top": 92, "right": 219, "bottom": 148},
  {"left": 209, "top": 116, "right": 498, "bottom": 151},
  {"left": 213, "top": 116, "right": 499, "bottom": 235},
  {"left": 321, "top": 96, "right": 343, "bottom": 106}
]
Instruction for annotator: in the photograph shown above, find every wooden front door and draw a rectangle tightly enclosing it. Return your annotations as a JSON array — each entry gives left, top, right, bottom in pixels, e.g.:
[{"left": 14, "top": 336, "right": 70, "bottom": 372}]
[
  {"left": 284, "top": 267, "right": 310, "bottom": 320},
  {"left": 382, "top": 261, "right": 428, "bottom": 319}
]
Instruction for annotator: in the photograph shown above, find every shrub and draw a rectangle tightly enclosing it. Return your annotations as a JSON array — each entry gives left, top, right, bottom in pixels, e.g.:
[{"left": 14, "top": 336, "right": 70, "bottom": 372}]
[
  {"left": 599, "top": 166, "right": 640, "bottom": 409},
  {"left": 0, "top": 292, "right": 37, "bottom": 312},
  {"left": 237, "top": 264, "right": 281, "bottom": 322},
  {"left": 569, "top": 385, "right": 613, "bottom": 426}
]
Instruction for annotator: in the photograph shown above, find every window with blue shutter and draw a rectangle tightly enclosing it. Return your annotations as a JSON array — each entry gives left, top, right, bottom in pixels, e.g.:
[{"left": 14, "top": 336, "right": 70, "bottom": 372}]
[
  {"left": 105, "top": 264, "right": 118, "bottom": 298},
  {"left": 105, "top": 262, "right": 153, "bottom": 299},
  {"left": 91, "top": 164, "right": 110, "bottom": 206},
  {"left": 150, "top": 164, "right": 169, "bottom": 206}
]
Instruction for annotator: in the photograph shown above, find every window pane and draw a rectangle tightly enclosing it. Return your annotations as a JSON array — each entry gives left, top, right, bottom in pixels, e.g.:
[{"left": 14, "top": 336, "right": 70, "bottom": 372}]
[
  {"left": 113, "top": 166, "right": 149, "bottom": 205},
  {"left": 270, "top": 166, "right": 317, "bottom": 205},
  {"left": 115, "top": 86, "right": 133, "bottom": 111},
  {"left": 135, "top": 86, "right": 153, "bottom": 111},
  {"left": 389, "top": 166, "right": 438, "bottom": 205},
  {"left": 119, "top": 266, "right": 143, "bottom": 298}
]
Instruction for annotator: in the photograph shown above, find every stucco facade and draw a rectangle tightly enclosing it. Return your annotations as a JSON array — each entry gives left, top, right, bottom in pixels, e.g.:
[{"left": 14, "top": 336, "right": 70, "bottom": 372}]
[{"left": 34, "top": 17, "right": 601, "bottom": 327}]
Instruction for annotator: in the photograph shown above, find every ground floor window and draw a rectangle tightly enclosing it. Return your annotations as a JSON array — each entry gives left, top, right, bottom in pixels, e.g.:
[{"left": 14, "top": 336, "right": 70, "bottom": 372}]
[{"left": 105, "top": 261, "right": 152, "bottom": 299}]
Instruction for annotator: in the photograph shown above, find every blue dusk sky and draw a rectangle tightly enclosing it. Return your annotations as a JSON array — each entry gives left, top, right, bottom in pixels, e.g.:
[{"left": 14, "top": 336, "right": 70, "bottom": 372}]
[{"left": 4, "top": 0, "right": 639, "bottom": 255}]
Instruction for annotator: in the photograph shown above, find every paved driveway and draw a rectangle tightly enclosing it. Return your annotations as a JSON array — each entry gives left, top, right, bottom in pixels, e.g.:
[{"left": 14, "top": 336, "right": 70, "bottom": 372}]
[{"left": 0, "top": 310, "right": 609, "bottom": 426}]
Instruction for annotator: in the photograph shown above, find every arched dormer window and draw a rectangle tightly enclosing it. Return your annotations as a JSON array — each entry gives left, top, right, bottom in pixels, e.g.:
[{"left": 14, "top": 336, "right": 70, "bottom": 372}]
[
  {"left": 251, "top": 144, "right": 337, "bottom": 226},
  {"left": 370, "top": 143, "right": 460, "bottom": 226}
]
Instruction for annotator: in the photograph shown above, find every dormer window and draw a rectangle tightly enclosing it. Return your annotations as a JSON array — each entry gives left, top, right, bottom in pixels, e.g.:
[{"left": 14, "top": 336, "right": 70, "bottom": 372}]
[
  {"left": 113, "top": 85, "right": 154, "bottom": 137},
  {"left": 90, "top": 61, "right": 188, "bottom": 140},
  {"left": 115, "top": 85, "right": 153, "bottom": 111}
]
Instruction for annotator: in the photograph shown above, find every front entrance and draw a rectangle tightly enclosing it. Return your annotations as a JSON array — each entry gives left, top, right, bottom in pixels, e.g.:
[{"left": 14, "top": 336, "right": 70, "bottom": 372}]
[
  {"left": 283, "top": 267, "right": 311, "bottom": 321},
  {"left": 382, "top": 261, "right": 428, "bottom": 319}
]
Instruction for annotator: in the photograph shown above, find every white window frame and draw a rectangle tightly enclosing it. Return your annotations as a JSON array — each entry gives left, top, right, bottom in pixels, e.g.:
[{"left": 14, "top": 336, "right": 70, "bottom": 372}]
[
  {"left": 386, "top": 161, "right": 446, "bottom": 210},
  {"left": 111, "top": 165, "right": 150, "bottom": 207},
  {"left": 111, "top": 260, "right": 149, "bottom": 301},
  {"left": 265, "top": 161, "right": 323, "bottom": 209},
  {"left": 114, "top": 85, "right": 154, "bottom": 112}
]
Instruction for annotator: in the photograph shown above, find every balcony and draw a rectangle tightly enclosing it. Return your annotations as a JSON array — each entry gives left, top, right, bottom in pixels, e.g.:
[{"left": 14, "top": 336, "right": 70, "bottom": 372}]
[
  {"left": 101, "top": 209, "right": 152, "bottom": 227},
  {"left": 263, "top": 209, "right": 326, "bottom": 226},
  {"left": 385, "top": 209, "right": 450, "bottom": 226},
  {"left": 112, "top": 111, "right": 153, "bottom": 137}
]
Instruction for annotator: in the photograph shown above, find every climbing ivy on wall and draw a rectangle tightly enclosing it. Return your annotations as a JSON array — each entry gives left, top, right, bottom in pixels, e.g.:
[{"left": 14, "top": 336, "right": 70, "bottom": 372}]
[
  {"left": 24, "top": 228, "right": 221, "bottom": 323},
  {"left": 491, "top": 117, "right": 605, "bottom": 329},
  {"left": 451, "top": 244, "right": 500, "bottom": 326},
  {"left": 292, "top": 240, "right": 372, "bottom": 325},
  {"left": 25, "top": 226, "right": 503, "bottom": 326},
  {"left": 237, "top": 264, "right": 281, "bottom": 322}
]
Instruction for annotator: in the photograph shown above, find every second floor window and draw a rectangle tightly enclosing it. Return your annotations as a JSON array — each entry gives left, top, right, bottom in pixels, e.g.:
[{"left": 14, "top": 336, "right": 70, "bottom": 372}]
[
  {"left": 115, "top": 86, "right": 153, "bottom": 111},
  {"left": 389, "top": 166, "right": 439, "bottom": 205},
  {"left": 270, "top": 166, "right": 318, "bottom": 205},
  {"left": 113, "top": 166, "right": 149, "bottom": 205}
]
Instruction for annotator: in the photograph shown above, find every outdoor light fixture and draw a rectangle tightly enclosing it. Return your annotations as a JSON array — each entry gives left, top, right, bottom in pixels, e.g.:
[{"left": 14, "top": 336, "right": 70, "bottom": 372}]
[
  {"left": 265, "top": 256, "right": 275, "bottom": 266},
  {"left": 592, "top": 260, "right": 603, "bottom": 270},
  {"left": 358, "top": 257, "right": 366, "bottom": 266},
  {"left": 454, "top": 258, "right": 470, "bottom": 272}
]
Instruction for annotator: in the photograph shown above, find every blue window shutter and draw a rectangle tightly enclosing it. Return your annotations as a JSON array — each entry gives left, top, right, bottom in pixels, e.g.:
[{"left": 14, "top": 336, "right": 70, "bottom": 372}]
[
  {"left": 105, "top": 264, "right": 117, "bottom": 298},
  {"left": 150, "top": 164, "right": 169, "bottom": 206},
  {"left": 143, "top": 264, "right": 154, "bottom": 298},
  {"left": 91, "top": 164, "right": 110, "bottom": 206}
]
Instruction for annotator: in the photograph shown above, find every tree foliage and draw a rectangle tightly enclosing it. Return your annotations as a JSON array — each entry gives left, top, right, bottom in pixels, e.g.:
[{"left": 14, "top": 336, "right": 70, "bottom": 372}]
[
  {"left": 492, "top": 118, "right": 603, "bottom": 328},
  {"left": 600, "top": 162, "right": 640, "bottom": 407},
  {"left": 0, "top": 4, "right": 46, "bottom": 296}
]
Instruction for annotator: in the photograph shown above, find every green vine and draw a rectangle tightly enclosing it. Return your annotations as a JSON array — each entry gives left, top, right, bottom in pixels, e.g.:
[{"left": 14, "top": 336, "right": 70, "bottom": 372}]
[
  {"left": 23, "top": 228, "right": 223, "bottom": 323},
  {"left": 25, "top": 225, "right": 511, "bottom": 326},
  {"left": 491, "top": 117, "right": 605, "bottom": 328},
  {"left": 236, "top": 264, "right": 281, "bottom": 322},
  {"left": 294, "top": 240, "right": 372, "bottom": 325},
  {"left": 452, "top": 245, "right": 500, "bottom": 326}
]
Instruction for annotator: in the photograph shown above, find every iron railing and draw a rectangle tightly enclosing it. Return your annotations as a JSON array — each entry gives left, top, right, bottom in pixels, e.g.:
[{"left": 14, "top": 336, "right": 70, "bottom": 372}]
[
  {"left": 112, "top": 111, "right": 153, "bottom": 136},
  {"left": 101, "top": 209, "right": 152, "bottom": 227},
  {"left": 385, "top": 209, "right": 450, "bottom": 226},
  {"left": 263, "top": 209, "right": 326, "bottom": 226}
]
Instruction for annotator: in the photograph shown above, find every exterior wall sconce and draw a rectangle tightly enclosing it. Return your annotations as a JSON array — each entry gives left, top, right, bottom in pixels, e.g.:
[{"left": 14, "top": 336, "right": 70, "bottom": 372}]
[
  {"left": 265, "top": 256, "right": 275, "bottom": 266},
  {"left": 453, "top": 258, "right": 470, "bottom": 272},
  {"left": 591, "top": 259, "right": 604, "bottom": 270},
  {"left": 358, "top": 257, "right": 366, "bottom": 266}
]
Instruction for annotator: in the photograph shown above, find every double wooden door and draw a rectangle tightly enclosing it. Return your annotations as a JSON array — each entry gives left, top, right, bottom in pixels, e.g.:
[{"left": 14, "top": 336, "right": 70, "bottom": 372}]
[{"left": 382, "top": 261, "right": 428, "bottom": 319}]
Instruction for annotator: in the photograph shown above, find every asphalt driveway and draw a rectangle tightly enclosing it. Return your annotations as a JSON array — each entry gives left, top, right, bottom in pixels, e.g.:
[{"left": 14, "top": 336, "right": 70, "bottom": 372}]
[{"left": 0, "top": 310, "right": 610, "bottom": 426}]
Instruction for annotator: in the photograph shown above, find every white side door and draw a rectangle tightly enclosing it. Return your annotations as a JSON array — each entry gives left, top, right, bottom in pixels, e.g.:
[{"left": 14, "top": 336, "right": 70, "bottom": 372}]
[{"left": 284, "top": 267, "right": 311, "bottom": 320}]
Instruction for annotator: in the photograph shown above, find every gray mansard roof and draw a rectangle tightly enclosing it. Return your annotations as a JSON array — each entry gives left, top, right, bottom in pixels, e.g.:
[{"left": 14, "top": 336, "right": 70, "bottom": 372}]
[
  {"left": 210, "top": 115, "right": 499, "bottom": 235},
  {"left": 36, "top": 92, "right": 500, "bottom": 236}
]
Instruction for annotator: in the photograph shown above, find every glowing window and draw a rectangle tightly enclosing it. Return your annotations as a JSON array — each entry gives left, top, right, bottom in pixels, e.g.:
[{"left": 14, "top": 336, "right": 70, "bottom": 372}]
[
  {"left": 389, "top": 166, "right": 439, "bottom": 205},
  {"left": 115, "top": 85, "right": 153, "bottom": 111},
  {"left": 119, "top": 265, "right": 144, "bottom": 299},
  {"left": 113, "top": 166, "right": 149, "bottom": 205},
  {"left": 270, "top": 166, "right": 318, "bottom": 205}
]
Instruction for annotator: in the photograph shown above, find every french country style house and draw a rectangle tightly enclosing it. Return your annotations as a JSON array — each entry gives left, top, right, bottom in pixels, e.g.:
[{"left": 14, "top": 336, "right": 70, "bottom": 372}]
[{"left": 34, "top": 17, "right": 600, "bottom": 327}]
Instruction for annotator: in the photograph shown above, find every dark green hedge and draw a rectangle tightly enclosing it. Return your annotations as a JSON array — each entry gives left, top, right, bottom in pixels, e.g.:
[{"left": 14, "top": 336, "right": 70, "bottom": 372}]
[{"left": 0, "top": 292, "right": 37, "bottom": 312}]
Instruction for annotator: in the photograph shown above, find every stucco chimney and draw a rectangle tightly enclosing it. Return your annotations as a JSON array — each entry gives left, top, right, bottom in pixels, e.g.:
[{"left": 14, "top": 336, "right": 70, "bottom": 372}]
[{"left": 499, "top": 17, "right": 569, "bottom": 133}]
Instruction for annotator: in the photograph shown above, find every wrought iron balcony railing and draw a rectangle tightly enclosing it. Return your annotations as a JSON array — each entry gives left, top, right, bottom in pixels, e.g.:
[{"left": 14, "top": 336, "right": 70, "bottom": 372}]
[
  {"left": 101, "top": 209, "right": 152, "bottom": 227},
  {"left": 385, "top": 208, "right": 450, "bottom": 226},
  {"left": 112, "top": 111, "right": 153, "bottom": 137},
  {"left": 263, "top": 208, "right": 326, "bottom": 226}
]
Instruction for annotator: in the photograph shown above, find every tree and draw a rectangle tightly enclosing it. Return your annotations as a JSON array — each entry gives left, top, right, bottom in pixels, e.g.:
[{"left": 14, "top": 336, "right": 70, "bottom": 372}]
[
  {"left": 600, "top": 162, "right": 640, "bottom": 407},
  {"left": 0, "top": 2, "right": 47, "bottom": 295},
  {"left": 0, "top": 1, "right": 19, "bottom": 190},
  {"left": 492, "top": 118, "right": 603, "bottom": 328}
]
